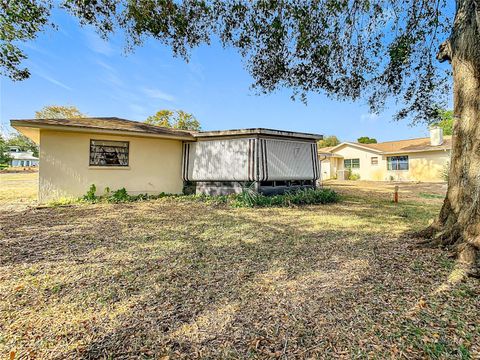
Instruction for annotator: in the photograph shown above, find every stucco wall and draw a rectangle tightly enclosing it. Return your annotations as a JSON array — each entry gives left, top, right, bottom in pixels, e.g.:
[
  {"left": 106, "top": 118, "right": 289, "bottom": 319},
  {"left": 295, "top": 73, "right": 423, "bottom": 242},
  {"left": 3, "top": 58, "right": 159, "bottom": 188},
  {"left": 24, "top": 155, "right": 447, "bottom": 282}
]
[
  {"left": 386, "top": 151, "right": 450, "bottom": 182},
  {"left": 333, "top": 145, "right": 385, "bottom": 180},
  {"left": 39, "top": 130, "right": 184, "bottom": 202},
  {"left": 319, "top": 156, "right": 339, "bottom": 180},
  {"left": 323, "top": 144, "right": 450, "bottom": 182}
]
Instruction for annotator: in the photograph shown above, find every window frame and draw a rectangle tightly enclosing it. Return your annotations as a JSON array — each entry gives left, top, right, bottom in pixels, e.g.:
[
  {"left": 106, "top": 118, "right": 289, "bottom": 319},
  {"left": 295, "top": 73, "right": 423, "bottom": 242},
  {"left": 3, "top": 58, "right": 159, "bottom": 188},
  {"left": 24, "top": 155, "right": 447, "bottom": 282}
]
[
  {"left": 371, "top": 157, "right": 378, "bottom": 166},
  {"left": 89, "top": 139, "right": 130, "bottom": 167},
  {"left": 344, "top": 158, "right": 360, "bottom": 169},
  {"left": 387, "top": 155, "right": 409, "bottom": 171}
]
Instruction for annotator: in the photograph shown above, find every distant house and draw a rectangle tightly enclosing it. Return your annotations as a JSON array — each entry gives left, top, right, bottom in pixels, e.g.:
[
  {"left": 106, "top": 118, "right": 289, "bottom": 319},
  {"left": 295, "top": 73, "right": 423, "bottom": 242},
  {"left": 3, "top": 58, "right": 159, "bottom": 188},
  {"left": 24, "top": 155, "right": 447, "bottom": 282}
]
[
  {"left": 319, "top": 127, "right": 451, "bottom": 182},
  {"left": 10, "top": 117, "right": 322, "bottom": 202},
  {"left": 7, "top": 146, "right": 39, "bottom": 167}
]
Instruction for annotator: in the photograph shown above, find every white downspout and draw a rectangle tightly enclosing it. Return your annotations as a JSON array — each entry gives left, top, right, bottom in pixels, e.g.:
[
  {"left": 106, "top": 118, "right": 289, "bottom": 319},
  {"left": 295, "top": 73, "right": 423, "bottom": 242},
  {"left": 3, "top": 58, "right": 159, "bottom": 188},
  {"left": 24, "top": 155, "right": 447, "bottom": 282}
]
[{"left": 318, "top": 155, "right": 327, "bottom": 188}]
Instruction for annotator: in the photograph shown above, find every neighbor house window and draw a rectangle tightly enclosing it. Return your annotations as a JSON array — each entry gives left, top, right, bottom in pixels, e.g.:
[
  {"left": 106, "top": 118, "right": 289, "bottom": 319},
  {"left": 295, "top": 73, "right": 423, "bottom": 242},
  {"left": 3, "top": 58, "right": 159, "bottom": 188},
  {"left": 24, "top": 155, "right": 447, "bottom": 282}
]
[
  {"left": 371, "top": 157, "right": 378, "bottom": 165},
  {"left": 344, "top": 158, "right": 360, "bottom": 169},
  {"left": 387, "top": 156, "right": 409, "bottom": 170},
  {"left": 89, "top": 140, "right": 129, "bottom": 166}
]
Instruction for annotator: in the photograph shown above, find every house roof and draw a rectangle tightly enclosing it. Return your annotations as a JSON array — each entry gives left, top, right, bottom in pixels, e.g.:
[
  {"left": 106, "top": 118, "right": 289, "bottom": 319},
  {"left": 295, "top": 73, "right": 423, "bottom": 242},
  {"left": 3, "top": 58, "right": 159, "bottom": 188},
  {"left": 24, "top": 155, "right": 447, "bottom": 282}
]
[
  {"left": 9, "top": 151, "right": 38, "bottom": 160},
  {"left": 11, "top": 117, "right": 322, "bottom": 142},
  {"left": 354, "top": 136, "right": 452, "bottom": 153},
  {"left": 10, "top": 117, "right": 196, "bottom": 142},
  {"left": 322, "top": 136, "right": 452, "bottom": 155},
  {"left": 194, "top": 128, "right": 322, "bottom": 140},
  {"left": 318, "top": 146, "right": 336, "bottom": 153}
]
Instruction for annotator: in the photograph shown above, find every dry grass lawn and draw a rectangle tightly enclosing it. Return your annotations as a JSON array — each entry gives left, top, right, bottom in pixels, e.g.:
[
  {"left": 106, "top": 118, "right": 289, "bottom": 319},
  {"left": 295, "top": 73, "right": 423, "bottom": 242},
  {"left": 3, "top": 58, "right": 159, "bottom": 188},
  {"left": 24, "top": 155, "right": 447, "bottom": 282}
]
[
  {"left": 0, "top": 175, "right": 478, "bottom": 359},
  {"left": 0, "top": 171, "right": 38, "bottom": 210}
]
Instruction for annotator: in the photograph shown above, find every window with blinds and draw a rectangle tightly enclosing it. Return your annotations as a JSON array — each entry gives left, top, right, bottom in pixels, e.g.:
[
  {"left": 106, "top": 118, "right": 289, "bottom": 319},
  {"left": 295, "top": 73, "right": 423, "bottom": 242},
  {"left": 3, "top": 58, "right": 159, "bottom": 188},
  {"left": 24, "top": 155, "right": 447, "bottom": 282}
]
[
  {"left": 344, "top": 158, "right": 360, "bottom": 169},
  {"left": 89, "top": 140, "right": 129, "bottom": 167},
  {"left": 387, "top": 156, "right": 409, "bottom": 170}
]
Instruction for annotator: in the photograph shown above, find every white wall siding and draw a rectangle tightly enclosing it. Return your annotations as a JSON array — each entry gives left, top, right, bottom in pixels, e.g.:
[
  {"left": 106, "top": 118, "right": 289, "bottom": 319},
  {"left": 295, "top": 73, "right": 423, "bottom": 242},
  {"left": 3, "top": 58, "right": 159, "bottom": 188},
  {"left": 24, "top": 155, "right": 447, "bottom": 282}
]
[
  {"left": 184, "top": 137, "right": 319, "bottom": 182},
  {"left": 184, "top": 138, "right": 251, "bottom": 181},
  {"left": 263, "top": 139, "right": 318, "bottom": 180}
]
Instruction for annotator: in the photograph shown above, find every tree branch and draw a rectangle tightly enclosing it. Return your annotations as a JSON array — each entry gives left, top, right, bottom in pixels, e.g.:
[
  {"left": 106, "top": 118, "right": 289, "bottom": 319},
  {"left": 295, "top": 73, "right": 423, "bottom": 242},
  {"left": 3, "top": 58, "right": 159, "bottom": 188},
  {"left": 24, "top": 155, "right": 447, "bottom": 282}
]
[{"left": 436, "top": 39, "right": 452, "bottom": 63}]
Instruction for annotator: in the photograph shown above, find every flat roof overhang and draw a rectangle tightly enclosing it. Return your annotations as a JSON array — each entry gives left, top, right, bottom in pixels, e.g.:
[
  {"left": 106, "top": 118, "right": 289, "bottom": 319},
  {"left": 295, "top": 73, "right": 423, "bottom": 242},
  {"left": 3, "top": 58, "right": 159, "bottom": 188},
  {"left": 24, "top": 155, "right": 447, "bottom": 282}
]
[{"left": 193, "top": 128, "right": 323, "bottom": 141}]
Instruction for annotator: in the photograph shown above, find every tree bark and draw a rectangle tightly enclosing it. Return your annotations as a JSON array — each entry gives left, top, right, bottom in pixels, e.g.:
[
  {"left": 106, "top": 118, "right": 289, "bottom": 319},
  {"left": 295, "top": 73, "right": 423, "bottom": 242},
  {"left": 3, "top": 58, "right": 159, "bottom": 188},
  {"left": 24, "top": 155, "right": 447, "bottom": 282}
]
[{"left": 417, "top": 0, "right": 480, "bottom": 278}]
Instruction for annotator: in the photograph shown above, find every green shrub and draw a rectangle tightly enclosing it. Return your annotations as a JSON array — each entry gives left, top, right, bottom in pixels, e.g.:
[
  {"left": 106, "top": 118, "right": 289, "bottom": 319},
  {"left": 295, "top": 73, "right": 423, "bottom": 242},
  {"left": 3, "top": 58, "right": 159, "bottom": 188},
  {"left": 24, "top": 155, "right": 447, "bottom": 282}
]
[
  {"left": 348, "top": 172, "right": 361, "bottom": 180},
  {"left": 110, "top": 188, "right": 129, "bottom": 202},
  {"left": 80, "top": 185, "right": 339, "bottom": 208},
  {"left": 232, "top": 188, "right": 339, "bottom": 208},
  {"left": 83, "top": 184, "right": 98, "bottom": 202}
]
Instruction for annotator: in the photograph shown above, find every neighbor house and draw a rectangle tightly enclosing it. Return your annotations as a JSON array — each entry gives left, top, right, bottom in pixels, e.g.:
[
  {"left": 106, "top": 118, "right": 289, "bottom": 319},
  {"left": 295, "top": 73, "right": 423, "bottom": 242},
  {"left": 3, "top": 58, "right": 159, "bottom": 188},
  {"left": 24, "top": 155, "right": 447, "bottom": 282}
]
[
  {"left": 11, "top": 117, "right": 322, "bottom": 202},
  {"left": 319, "top": 127, "right": 451, "bottom": 182},
  {"left": 7, "top": 146, "right": 39, "bottom": 167}
]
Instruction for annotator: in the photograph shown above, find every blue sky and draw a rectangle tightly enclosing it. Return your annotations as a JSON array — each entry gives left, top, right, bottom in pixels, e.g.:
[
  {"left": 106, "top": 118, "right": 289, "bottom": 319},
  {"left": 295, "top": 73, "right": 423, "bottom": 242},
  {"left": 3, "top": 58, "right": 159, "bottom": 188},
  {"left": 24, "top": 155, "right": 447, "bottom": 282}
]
[{"left": 1, "top": 10, "right": 452, "bottom": 142}]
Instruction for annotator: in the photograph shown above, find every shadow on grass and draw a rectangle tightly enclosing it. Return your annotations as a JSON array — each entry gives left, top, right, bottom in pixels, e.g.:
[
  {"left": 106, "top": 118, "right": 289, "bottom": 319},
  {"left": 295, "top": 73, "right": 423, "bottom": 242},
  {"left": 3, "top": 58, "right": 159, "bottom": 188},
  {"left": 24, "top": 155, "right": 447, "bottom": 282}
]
[{"left": 1, "top": 198, "right": 474, "bottom": 359}]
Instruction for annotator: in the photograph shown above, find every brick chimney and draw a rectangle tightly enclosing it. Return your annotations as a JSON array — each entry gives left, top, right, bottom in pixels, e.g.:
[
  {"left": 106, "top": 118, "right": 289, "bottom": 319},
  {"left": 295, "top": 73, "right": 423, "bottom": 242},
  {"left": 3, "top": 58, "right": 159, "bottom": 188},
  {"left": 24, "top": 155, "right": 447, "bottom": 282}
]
[{"left": 430, "top": 126, "right": 444, "bottom": 146}]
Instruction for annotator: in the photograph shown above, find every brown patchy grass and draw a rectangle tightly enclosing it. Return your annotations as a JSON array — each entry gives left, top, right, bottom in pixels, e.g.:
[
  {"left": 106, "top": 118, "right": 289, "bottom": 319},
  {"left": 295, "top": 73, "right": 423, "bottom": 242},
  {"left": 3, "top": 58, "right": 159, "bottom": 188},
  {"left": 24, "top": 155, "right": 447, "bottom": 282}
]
[
  {"left": 0, "top": 175, "right": 479, "bottom": 359},
  {"left": 325, "top": 180, "right": 448, "bottom": 204}
]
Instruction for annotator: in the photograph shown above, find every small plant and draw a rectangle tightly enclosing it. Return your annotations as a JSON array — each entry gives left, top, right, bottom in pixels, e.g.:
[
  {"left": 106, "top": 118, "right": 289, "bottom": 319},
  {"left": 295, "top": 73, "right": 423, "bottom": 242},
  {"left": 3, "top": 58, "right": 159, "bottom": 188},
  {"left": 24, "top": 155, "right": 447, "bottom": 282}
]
[
  {"left": 236, "top": 182, "right": 263, "bottom": 207},
  {"left": 441, "top": 161, "right": 450, "bottom": 182},
  {"left": 82, "top": 185, "right": 172, "bottom": 204},
  {"left": 110, "top": 188, "right": 130, "bottom": 202},
  {"left": 348, "top": 172, "right": 361, "bottom": 181},
  {"left": 344, "top": 168, "right": 351, "bottom": 180},
  {"left": 83, "top": 184, "right": 97, "bottom": 202}
]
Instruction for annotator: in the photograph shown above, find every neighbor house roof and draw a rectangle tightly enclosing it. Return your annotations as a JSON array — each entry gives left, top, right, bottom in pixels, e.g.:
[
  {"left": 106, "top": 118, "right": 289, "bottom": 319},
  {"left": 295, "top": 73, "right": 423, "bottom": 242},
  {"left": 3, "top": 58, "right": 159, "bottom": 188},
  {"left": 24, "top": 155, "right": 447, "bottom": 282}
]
[
  {"left": 322, "top": 136, "right": 452, "bottom": 155},
  {"left": 318, "top": 146, "right": 336, "bottom": 153},
  {"left": 10, "top": 117, "right": 196, "bottom": 143},
  {"left": 9, "top": 151, "right": 38, "bottom": 161}
]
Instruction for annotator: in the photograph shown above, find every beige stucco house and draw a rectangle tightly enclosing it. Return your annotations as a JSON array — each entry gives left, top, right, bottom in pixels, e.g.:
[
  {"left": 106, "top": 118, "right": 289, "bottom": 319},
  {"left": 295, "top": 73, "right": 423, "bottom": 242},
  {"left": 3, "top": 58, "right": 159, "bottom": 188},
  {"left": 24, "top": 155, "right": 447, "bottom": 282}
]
[
  {"left": 319, "top": 127, "right": 451, "bottom": 182},
  {"left": 11, "top": 117, "right": 322, "bottom": 202}
]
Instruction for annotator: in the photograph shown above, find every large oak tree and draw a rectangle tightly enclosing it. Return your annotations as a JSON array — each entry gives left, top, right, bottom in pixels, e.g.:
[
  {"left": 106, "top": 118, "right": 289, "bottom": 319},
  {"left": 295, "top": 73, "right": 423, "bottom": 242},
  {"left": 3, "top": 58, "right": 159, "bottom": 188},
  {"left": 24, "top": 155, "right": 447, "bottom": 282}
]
[{"left": 2, "top": 1, "right": 479, "bottom": 276}]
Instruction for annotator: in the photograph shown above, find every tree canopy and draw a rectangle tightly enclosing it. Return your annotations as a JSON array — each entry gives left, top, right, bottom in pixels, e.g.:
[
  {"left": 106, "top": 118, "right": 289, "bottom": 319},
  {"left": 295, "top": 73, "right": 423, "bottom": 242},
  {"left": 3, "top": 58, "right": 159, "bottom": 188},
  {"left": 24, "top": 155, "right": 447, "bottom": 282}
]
[
  {"left": 357, "top": 136, "right": 378, "bottom": 144},
  {"left": 433, "top": 109, "right": 454, "bottom": 136},
  {"left": 317, "top": 135, "right": 340, "bottom": 148},
  {"left": 0, "top": 135, "right": 12, "bottom": 164},
  {"left": 2, "top": 1, "right": 452, "bottom": 123},
  {"left": 35, "top": 105, "right": 87, "bottom": 119},
  {"left": 6, "top": 134, "right": 39, "bottom": 157},
  {"left": 5, "top": 105, "right": 87, "bottom": 157},
  {"left": 146, "top": 110, "right": 201, "bottom": 131}
]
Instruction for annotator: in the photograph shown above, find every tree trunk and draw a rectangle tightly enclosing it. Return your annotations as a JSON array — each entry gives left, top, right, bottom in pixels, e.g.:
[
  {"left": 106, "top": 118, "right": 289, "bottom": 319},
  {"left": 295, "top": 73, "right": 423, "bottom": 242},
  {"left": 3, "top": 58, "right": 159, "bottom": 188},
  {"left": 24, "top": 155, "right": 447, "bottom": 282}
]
[{"left": 417, "top": 0, "right": 480, "bottom": 278}]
